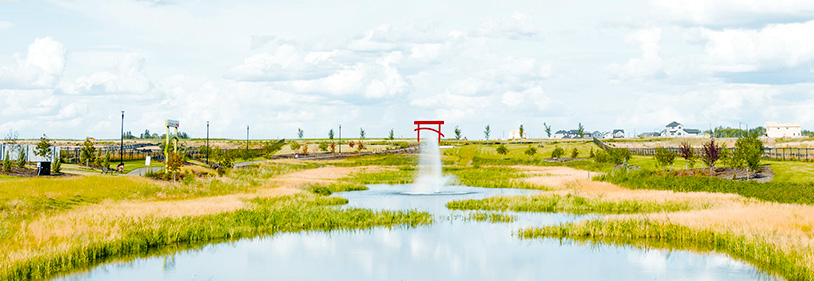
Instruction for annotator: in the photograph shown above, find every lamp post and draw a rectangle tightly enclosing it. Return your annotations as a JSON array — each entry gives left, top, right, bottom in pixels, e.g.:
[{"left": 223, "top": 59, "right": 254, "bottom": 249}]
[
  {"left": 338, "top": 125, "right": 342, "bottom": 155},
  {"left": 246, "top": 125, "right": 249, "bottom": 151},
  {"left": 206, "top": 121, "right": 209, "bottom": 164},
  {"left": 120, "top": 111, "right": 124, "bottom": 166}
]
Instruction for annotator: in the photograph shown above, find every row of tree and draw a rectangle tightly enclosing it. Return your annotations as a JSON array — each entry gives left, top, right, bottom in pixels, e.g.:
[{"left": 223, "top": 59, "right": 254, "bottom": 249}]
[
  {"left": 654, "top": 133, "right": 764, "bottom": 178},
  {"left": 122, "top": 129, "right": 190, "bottom": 140}
]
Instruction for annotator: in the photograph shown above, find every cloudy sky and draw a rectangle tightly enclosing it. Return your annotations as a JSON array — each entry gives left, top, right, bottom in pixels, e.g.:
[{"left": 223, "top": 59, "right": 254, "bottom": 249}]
[{"left": 1, "top": 0, "right": 813, "bottom": 140}]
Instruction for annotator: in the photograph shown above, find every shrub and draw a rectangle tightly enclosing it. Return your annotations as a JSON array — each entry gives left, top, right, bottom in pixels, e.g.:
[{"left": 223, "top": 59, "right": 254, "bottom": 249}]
[
  {"left": 80, "top": 138, "right": 96, "bottom": 166},
  {"left": 735, "top": 134, "right": 764, "bottom": 178},
  {"left": 103, "top": 151, "right": 111, "bottom": 169},
  {"left": 654, "top": 147, "right": 676, "bottom": 170},
  {"left": 289, "top": 141, "right": 301, "bottom": 152},
  {"left": 594, "top": 150, "right": 610, "bottom": 163},
  {"left": 319, "top": 142, "right": 329, "bottom": 152},
  {"left": 301, "top": 145, "right": 309, "bottom": 154},
  {"left": 570, "top": 147, "right": 578, "bottom": 159},
  {"left": 701, "top": 139, "right": 721, "bottom": 173},
  {"left": 551, "top": 147, "right": 565, "bottom": 158},
  {"left": 589, "top": 148, "right": 595, "bottom": 158},
  {"left": 17, "top": 148, "right": 26, "bottom": 168},
  {"left": 524, "top": 146, "right": 537, "bottom": 159},
  {"left": 2, "top": 151, "right": 10, "bottom": 172},
  {"left": 609, "top": 148, "right": 631, "bottom": 164},
  {"left": 678, "top": 142, "right": 695, "bottom": 169},
  {"left": 356, "top": 141, "right": 365, "bottom": 152},
  {"left": 496, "top": 144, "right": 509, "bottom": 159},
  {"left": 52, "top": 158, "right": 61, "bottom": 174},
  {"left": 34, "top": 134, "right": 52, "bottom": 161}
]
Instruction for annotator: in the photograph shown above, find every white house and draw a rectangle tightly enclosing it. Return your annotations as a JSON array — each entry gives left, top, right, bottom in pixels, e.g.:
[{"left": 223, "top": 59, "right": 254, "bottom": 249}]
[
  {"left": 508, "top": 129, "right": 526, "bottom": 139},
  {"left": 612, "top": 129, "right": 625, "bottom": 138},
  {"left": 662, "top": 121, "right": 700, "bottom": 137},
  {"left": 766, "top": 122, "right": 802, "bottom": 138}
]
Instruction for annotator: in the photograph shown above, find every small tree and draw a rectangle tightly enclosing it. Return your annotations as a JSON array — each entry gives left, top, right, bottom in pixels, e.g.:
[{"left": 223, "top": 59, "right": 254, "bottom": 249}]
[
  {"left": 589, "top": 148, "right": 595, "bottom": 158},
  {"left": 496, "top": 144, "right": 509, "bottom": 160},
  {"left": 329, "top": 129, "right": 334, "bottom": 140},
  {"left": 654, "top": 147, "right": 676, "bottom": 171},
  {"left": 551, "top": 147, "right": 565, "bottom": 158},
  {"left": 34, "top": 134, "right": 52, "bottom": 161},
  {"left": 544, "top": 123, "right": 552, "bottom": 138},
  {"left": 329, "top": 142, "right": 336, "bottom": 153},
  {"left": 577, "top": 123, "right": 584, "bottom": 138},
  {"left": 570, "top": 147, "right": 579, "bottom": 159},
  {"left": 735, "top": 134, "right": 763, "bottom": 179},
  {"left": 80, "top": 138, "right": 96, "bottom": 166},
  {"left": 356, "top": 141, "right": 365, "bottom": 152},
  {"left": 678, "top": 142, "right": 695, "bottom": 170},
  {"left": 166, "top": 151, "right": 183, "bottom": 182},
  {"left": 52, "top": 157, "right": 61, "bottom": 174},
  {"left": 17, "top": 149, "right": 26, "bottom": 168},
  {"left": 103, "top": 151, "right": 111, "bottom": 169},
  {"left": 289, "top": 141, "right": 301, "bottom": 152},
  {"left": 701, "top": 139, "right": 722, "bottom": 175},
  {"left": 524, "top": 146, "right": 537, "bottom": 160},
  {"left": 319, "top": 142, "right": 329, "bottom": 152},
  {"left": 454, "top": 126, "right": 462, "bottom": 140},
  {"left": 359, "top": 128, "right": 366, "bottom": 139},
  {"left": 2, "top": 151, "right": 11, "bottom": 172},
  {"left": 297, "top": 128, "right": 304, "bottom": 139},
  {"left": 389, "top": 129, "right": 395, "bottom": 140},
  {"left": 518, "top": 125, "right": 525, "bottom": 139},
  {"left": 484, "top": 125, "right": 491, "bottom": 140},
  {"left": 301, "top": 144, "right": 309, "bottom": 154}
]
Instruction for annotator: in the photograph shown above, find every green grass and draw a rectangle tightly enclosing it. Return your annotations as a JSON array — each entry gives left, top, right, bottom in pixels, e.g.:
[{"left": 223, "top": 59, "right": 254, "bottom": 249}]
[
  {"left": 346, "top": 167, "right": 415, "bottom": 185},
  {"left": 331, "top": 154, "right": 418, "bottom": 167},
  {"left": 519, "top": 219, "right": 808, "bottom": 281},
  {"left": 2, "top": 194, "right": 432, "bottom": 280},
  {"left": 447, "top": 193, "right": 699, "bottom": 214},
  {"left": 0, "top": 175, "right": 17, "bottom": 180},
  {"left": 445, "top": 166, "right": 544, "bottom": 189},
  {"left": 119, "top": 159, "right": 164, "bottom": 174},
  {"left": 764, "top": 160, "right": 814, "bottom": 184},
  {"left": 463, "top": 212, "right": 517, "bottom": 223},
  {"left": 308, "top": 183, "right": 368, "bottom": 196},
  {"left": 597, "top": 169, "right": 814, "bottom": 205}
]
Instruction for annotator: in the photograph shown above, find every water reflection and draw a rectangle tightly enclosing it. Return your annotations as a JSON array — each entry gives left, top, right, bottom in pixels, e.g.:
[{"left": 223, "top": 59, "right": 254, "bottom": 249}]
[{"left": 55, "top": 185, "right": 779, "bottom": 281}]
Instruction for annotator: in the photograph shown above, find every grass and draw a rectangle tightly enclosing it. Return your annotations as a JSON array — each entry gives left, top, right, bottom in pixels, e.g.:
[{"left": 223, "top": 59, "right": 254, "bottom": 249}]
[
  {"left": 460, "top": 212, "right": 517, "bottom": 223},
  {"left": 445, "top": 166, "right": 545, "bottom": 189},
  {"left": 308, "top": 183, "right": 368, "bottom": 196},
  {"left": 764, "top": 160, "right": 814, "bottom": 184},
  {"left": 345, "top": 167, "right": 415, "bottom": 185},
  {"left": 1, "top": 194, "right": 432, "bottom": 280},
  {"left": 331, "top": 154, "right": 418, "bottom": 167},
  {"left": 519, "top": 218, "right": 810, "bottom": 281},
  {"left": 597, "top": 168, "right": 814, "bottom": 205},
  {"left": 119, "top": 159, "right": 164, "bottom": 174},
  {"left": 446, "top": 193, "right": 700, "bottom": 214}
]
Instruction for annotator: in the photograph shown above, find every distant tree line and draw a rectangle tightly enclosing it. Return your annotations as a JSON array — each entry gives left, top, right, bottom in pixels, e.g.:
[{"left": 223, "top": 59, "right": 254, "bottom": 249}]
[{"left": 122, "top": 129, "right": 190, "bottom": 140}]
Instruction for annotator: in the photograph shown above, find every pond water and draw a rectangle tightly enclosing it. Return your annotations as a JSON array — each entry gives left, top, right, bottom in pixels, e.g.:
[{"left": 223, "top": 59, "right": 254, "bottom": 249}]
[{"left": 56, "top": 184, "right": 778, "bottom": 281}]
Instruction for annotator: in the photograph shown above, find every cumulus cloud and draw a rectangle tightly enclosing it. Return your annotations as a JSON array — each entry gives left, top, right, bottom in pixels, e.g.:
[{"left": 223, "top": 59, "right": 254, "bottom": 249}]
[
  {"left": 0, "top": 21, "right": 12, "bottom": 31},
  {"left": 61, "top": 54, "right": 157, "bottom": 97},
  {"left": 474, "top": 13, "right": 540, "bottom": 39},
  {"left": 607, "top": 27, "right": 665, "bottom": 80},
  {"left": 0, "top": 37, "right": 66, "bottom": 89},
  {"left": 701, "top": 20, "right": 814, "bottom": 72},
  {"left": 653, "top": 0, "right": 814, "bottom": 27},
  {"left": 228, "top": 44, "right": 341, "bottom": 81}
]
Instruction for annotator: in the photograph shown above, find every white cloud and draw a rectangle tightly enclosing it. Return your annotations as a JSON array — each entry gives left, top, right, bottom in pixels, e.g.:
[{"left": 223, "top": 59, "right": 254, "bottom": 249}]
[
  {"left": 607, "top": 27, "right": 665, "bottom": 80},
  {"left": 701, "top": 20, "right": 814, "bottom": 72},
  {"left": 228, "top": 44, "right": 341, "bottom": 81},
  {"left": 653, "top": 0, "right": 814, "bottom": 26},
  {"left": 61, "top": 54, "right": 157, "bottom": 97},
  {"left": 475, "top": 13, "right": 540, "bottom": 39},
  {"left": 0, "top": 37, "right": 66, "bottom": 88},
  {"left": 0, "top": 21, "right": 12, "bottom": 31},
  {"left": 501, "top": 85, "right": 550, "bottom": 110}
]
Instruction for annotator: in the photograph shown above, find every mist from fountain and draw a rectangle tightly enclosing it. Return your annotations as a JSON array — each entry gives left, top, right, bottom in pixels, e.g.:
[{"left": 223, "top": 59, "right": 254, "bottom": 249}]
[{"left": 410, "top": 136, "right": 452, "bottom": 194}]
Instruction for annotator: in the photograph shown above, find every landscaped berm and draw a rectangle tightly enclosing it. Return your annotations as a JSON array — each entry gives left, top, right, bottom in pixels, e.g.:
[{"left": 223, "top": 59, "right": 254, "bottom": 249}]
[{"left": 1, "top": 137, "right": 814, "bottom": 280}]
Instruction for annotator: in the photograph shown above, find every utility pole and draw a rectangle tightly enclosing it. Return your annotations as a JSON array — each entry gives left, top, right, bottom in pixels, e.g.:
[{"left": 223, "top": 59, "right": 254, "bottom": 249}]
[
  {"left": 246, "top": 125, "right": 249, "bottom": 151},
  {"left": 120, "top": 111, "right": 124, "bottom": 167},
  {"left": 338, "top": 125, "right": 342, "bottom": 155},
  {"left": 206, "top": 121, "right": 209, "bottom": 164}
]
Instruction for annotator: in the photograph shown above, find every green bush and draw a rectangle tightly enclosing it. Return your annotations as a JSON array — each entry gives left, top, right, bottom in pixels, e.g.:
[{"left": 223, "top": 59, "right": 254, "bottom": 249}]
[
  {"left": 570, "top": 147, "right": 579, "bottom": 159},
  {"left": 2, "top": 151, "right": 11, "bottom": 172},
  {"left": 551, "top": 147, "right": 565, "bottom": 158},
  {"left": 16, "top": 149, "right": 26, "bottom": 168},
  {"left": 52, "top": 158, "right": 61, "bottom": 174}
]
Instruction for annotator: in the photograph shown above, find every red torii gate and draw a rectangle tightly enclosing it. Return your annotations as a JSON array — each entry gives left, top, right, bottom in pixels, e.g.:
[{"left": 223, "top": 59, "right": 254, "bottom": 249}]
[{"left": 414, "top": 121, "right": 444, "bottom": 142}]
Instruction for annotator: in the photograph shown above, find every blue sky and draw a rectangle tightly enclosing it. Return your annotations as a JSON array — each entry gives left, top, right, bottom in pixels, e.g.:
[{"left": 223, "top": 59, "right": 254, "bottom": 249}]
[{"left": 1, "top": 0, "right": 813, "bottom": 139}]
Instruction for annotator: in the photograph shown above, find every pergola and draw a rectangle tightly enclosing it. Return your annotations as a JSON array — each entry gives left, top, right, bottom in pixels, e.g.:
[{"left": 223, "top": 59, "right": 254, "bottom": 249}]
[{"left": 414, "top": 121, "right": 444, "bottom": 142}]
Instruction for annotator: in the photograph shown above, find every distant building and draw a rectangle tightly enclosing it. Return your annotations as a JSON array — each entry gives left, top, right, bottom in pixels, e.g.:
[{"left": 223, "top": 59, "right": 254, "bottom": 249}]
[
  {"left": 554, "top": 130, "right": 567, "bottom": 139},
  {"left": 613, "top": 129, "right": 625, "bottom": 138},
  {"left": 766, "top": 122, "right": 802, "bottom": 138},
  {"left": 509, "top": 129, "right": 526, "bottom": 139},
  {"left": 591, "top": 131, "right": 603, "bottom": 139},
  {"left": 662, "top": 121, "right": 699, "bottom": 137},
  {"left": 638, "top": 132, "right": 661, "bottom": 137}
]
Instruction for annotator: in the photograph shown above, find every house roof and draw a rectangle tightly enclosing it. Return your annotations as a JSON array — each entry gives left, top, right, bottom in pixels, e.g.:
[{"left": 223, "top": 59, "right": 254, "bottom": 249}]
[
  {"left": 613, "top": 129, "right": 624, "bottom": 134},
  {"left": 555, "top": 130, "right": 567, "bottom": 134},
  {"left": 666, "top": 121, "right": 681, "bottom": 128},
  {"left": 684, "top": 129, "right": 700, "bottom": 134}
]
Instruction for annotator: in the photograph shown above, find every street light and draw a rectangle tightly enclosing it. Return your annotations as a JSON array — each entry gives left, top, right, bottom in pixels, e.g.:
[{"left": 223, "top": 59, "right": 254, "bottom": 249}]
[
  {"left": 206, "top": 121, "right": 209, "bottom": 164},
  {"left": 246, "top": 125, "right": 250, "bottom": 151},
  {"left": 338, "top": 125, "right": 342, "bottom": 155},
  {"left": 120, "top": 111, "right": 124, "bottom": 166}
]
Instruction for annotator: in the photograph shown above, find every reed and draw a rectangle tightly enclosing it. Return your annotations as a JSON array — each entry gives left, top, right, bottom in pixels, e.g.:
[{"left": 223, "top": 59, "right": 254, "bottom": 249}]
[
  {"left": 519, "top": 218, "right": 812, "bottom": 281},
  {"left": 445, "top": 166, "right": 545, "bottom": 189},
  {"left": 447, "top": 193, "right": 700, "bottom": 214},
  {"left": 0, "top": 194, "right": 432, "bottom": 280}
]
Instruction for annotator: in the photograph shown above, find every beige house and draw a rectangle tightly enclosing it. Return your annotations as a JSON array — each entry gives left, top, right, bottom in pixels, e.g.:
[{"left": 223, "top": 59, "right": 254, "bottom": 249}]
[
  {"left": 765, "top": 122, "right": 802, "bottom": 138},
  {"left": 509, "top": 129, "right": 526, "bottom": 139}
]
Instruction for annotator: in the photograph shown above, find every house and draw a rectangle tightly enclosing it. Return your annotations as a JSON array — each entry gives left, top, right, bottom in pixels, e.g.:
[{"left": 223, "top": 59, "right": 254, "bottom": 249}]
[
  {"left": 661, "top": 121, "right": 699, "bottom": 137},
  {"left": 553, "top": 130, "right": 567, "bottom": 139},
  {"left": 508, "top": 129, "right": 526, "bottom": 140},
  {"left": 613, "top": 129, "right": 625, "bottom": 138},
  {"left": 638, "top": 132, "right": 660, "bottom": 138},
  {"left": 591, "top": 131, "right": 603, "bottom": 139},
  {"left": 766, "top": 122, "right": 803, "bottom": 138},
  {"left": 602, "top": 131, "right": 613, "bottom": 139}
]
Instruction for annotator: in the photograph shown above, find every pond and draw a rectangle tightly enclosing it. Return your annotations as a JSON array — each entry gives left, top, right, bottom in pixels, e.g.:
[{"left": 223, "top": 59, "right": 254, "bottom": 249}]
[{"left": 55, "top": 184, "right": 778, "bottom": 281}]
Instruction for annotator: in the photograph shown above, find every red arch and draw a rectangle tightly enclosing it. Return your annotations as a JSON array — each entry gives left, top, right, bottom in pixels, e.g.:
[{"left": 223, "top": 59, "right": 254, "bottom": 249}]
[{"left": 414, "top": 121, "right": 444, "bottom": 142}]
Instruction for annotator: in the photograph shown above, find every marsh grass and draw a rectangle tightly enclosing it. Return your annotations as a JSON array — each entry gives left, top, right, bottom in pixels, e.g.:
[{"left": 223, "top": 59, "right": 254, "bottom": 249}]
[
  {"left": 346, "top": 167, "right": 414, "bottom": 185},
  {"left": 464, "top": 212, "right": 517, "bottom": 223},
  {"left": 1, "top": 194, "right": 432, "bottom": 280},
  {"left": 447, "top": 194, "right": 699, "bottom": 214},
  {"left": 519, "top": 219, "right": 810, "bottom": 281},
  {"left": 445, "top": 166, "right": 546, "bottom": 190},
  {"left": 332, "top": 154, "right": 418, "bottom": 167},
  {"left": 308, "top": 183, "right": 368, "bottom": 196},
  {"left": 598, "top": 168, "right": 814, "bottom": 205}
]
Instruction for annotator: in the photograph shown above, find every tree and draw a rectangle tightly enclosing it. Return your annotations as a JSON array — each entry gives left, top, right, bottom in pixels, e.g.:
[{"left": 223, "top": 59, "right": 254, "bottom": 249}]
[
  {"left": 570, "top": 147, "right": 579, "bottom": 159},
  {"left": 301, "top": 144, "right": 309, "bottom": 154},
  {"left": 360, "top": 128, "right": 366, "bottom": 139},
  {"left": 577, "top": 123, "right": 584, "bottom": 138},
  {"left": 356, "top": 141, "right": 365, "bottom": 152},
  {"left": 289, "top": 141, "right": 301, "bottom": 152},
  {"left": 166, "top": 151, "right": 183, "bottom": 182},
  {"left": 701, "top": 139, "right": 722, "bottom": 175},
  {"left": 454, "top": 126, "right": 462, "bottom": 140},
  {"left": 2, "top": 151, "right": 11, "bottom": 172},
  {"left": 484, "top": 125, "right": 491, "bottom": 140},
  {"left": 34, "top": 134, "right": 52, "bottom": 161},
  {"left": 80, "top": 138, "right": 96, "bottom": 166},
  {"left": 544, "top": 123, "right": 552, "bottom": 138},
  {"left": 103, "top": 151, "right": 111, "bottom": 169},
  {"left": 524, "top": 146, "right": 537, "bottom": 160},
  {"left": 389, "top": 129, "right": 395, "bottom": 140},
  {"left": 297, "top": 128, "right": 304, "bottom": 139},
  {"left": 654, "top": 147, "right": 676, "bottom": 171},
  {"left": 519, "top": 125, "right": 525, "bottom": 139},
  {"left": 678, "top": 142, "right": 696, "bottom": 170},
  {"left": 52, "top": 157, "right": 61, "bottom": 174},
  {"left": 551, "top": 147, "right": 565, "bottom": 158},
  {"left": 142, "top": 129, "right": 151, "bottom": 139},
  {"left": 17, "top": 148, "right": 26, "bottom": 168},
  {"left": 329, "top": 129, "right": 334, "bottom": 140},
  {"left": 735, "top": 134, "right": 764, "bottom": 179},
  {"left": 319, "top": 142, "right": 329, "bottom": 152},
  {"left": 496, "top": 144, "right": 509, "bottom": 160},
  {"left": 262, "top": 139, "right": 285, "bottom": 159}
]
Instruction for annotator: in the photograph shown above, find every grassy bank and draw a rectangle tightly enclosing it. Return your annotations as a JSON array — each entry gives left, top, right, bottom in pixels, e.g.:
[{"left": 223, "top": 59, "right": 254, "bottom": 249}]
[
  {"left": 519, "top": 218, "right": 811, "bottom": 281},
  {"left": 1, "top": 194, "right": 432, "bottom": 280},
  {"left": 447, "top": 193, "right": 700, "bottom": 214},
  {"left": 597, "top": 169, "right": 814, "bottom": 205}
]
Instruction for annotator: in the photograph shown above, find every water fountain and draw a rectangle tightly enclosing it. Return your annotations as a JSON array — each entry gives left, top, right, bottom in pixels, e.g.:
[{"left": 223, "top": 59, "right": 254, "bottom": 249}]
[{"left": 409, "top": 137, "right": 453, "bottom": 194}]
